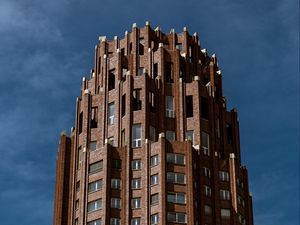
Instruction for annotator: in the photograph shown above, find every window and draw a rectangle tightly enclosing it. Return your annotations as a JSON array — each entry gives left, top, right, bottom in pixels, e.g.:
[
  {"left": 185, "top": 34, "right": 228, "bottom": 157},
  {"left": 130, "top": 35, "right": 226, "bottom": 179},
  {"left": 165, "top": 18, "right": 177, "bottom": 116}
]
[
  {"left": 139, "top": 37, "right": 144, "bottom": 55},
  {"left": 121, "top": 129, "right": 125, "bottom": 147},
  {"left": 110, "top": 218, "right": 121, "bottom": 225},
  {"left": 237, "top": 195, "right": 245, "bottom": 208},
  {"left": 166, "top": 153, "right": 185, "bottom": 165},
  {"left": 149, "top": 126, "right": 156, "bottom": 142},
  {"left": 108, "top": 69, "right": 115, "bottom": 91},
  {"left": 167, "top": 192, "right": 186, "bottom": 204},
  {"left": 87, "top": 199, "right": 102, "bottom": 212},
  {"left": 131, "top": 178, "right": 141, "bottom": 189},
  {"left": 238, "top": 214, "right": 246, "bottom": 225},
  {"left": 165, "top": 96, "right": 175, "bottom": 118},
  {"left": 166, "top": 131, "right": 175, "bottom": 141},
  {"left": 132, "top": 159, "right": 142, "bottom": 170},
  {"left": 151, "top": 193, "right": 159, "bottom": 205},
  {"left": 167, "top": 212, "right": 187, "bottom": 223},
  {"left": 150, "top": 154, "right": 159, "bottom": 166},
  {"left": 204, "top": 185, "right": 212, "bottom": 197},
  {"left": 76, "top": 181, "right": 80, "bottom": 193},
  {"left": 204, "top": 205, "right": 212, "bottom": 215},
  {"left": 133, "top": 89, "right": 142, "bottom": 111},
  {"left": 237, "top": 178, "right": 244, "bottom": 189},
  {"left": 176, "top": 43, "right": 182, "bottom": 50},
  {"left": 186, "top": 130, "right": 194, "bottom": 144},
  {"left": 89, "top": 161, "right": 103, "bottom": 174},
  {"left": 112, "top": 159, "right": 121, "bottom": 170},
  {"left": 201, "top": 97, "right": 209, "bottom": 120},
  {"left": 201, "top": 132, "right": 209, "bottom": 156},
  {"left": 111, "top": 179, "right": 121, "bottom": 189},
  {"left": 153, "top": 63, "right": 158, "bottom": 78},
  {"left": 203, "top": 167, "right": 211, "bottom": 178},
  {"left": 138, "top": 67, "right": 144, "bottom": 76},
  {"left": 149, "top": 91, "right": 155, "bottom": 112},
  {"left": 150, "top": 214, "right": 159, "bottom": 225},
  {"left": 188, "top": 45, "right": 193, "bottom": 62},
  {"left": 220, "top": 190, "right": 230, "bottom": 200},
  {"left": 150, "top": 174, "right": 159, "bottom": 186},
  {"left": 88, "top": 180, "right": 103, "bottom": 193},
  {"left": 90, "top": 141, "right": 97, "bottom": 151},
  {"left": 74, "top": 219, "right": 78, "bottom": 225},
  {"left": 131, "top": 198, "right": 141, "bottom": 209},
  {"left": 131, "top": 218, "right": 141, "bottom": 225},
  {"left": 221, "top": 209, "right": 231, "bottom": 219},
  {"left": 219, "top": 171, "right": 229, "bottom": 181},
  {"left": 91, "top": 107, "right": 98, "bottom": 128},
  {"left": 227, "top": 123, "right": 233, "bottom": 144},
  {"left": 108, "top": 136, "right": 114, "bottom": 146},
  {"left": 111, "top": 198, "right": 121, "bottom": 209},
  {"left": 79, "top": 112, "right": 83, "bottom": 134},
  {"left": 167, "top": 172, "right": 186, "bottom": 184},
  {"left": 108, "top": 102, "right": 115, "bottom": 125},
  {"left": 75, "top": 199, "right": 79, "bottom": 210},
  {"left": 77, "top": 147, "right": 83, "bottom": 170},
  {"left": 121, "top": 94, "right": 126, "bottom": 117},
  {"left": 87, "top": 219, "right": 102, "bottom": 225},
  {"left": 186, "top": 96, "right": 193, "bottom": 117},
  {"left": 132, "top": 124, "right": 142, "bottom": 147},
  {"left": 165, "top": 62, "right": 173, "bottom": 83}
]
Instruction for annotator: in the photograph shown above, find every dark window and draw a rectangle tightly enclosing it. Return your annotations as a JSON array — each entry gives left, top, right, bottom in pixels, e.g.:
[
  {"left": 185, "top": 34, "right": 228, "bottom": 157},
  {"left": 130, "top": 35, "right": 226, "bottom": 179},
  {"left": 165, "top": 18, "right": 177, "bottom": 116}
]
[
  {"left": 188, "top": 45, "right": 193, "bottom": 62},
  {"left": 149, "top": 91, "right": 155, "bottom": 113},
  {"left": 139, "top": 38, "right": 144, "bottom": 55},
  {"left": 89, "top": 161, "right": 103, "bottom": 174},
  {"left": 129, "top": 42, "right": 132, "bottom": 54},
  {"left": 165, "top": 62, "right": 173, "bottom": 83},
  {"left": 133, "top": 89, "right": 142, "bottom": 111},
  {"left": 112, "top": 159, "right": 122, "bottom": 170},
  {"left": 76, "top": 181, "right": 80, "bottom": 193},
  {"left": 78, "top": 112, "right": 83, "bottom": 134},
  {"left": 138, "top": 67, "right": 144, "bottom": 76},
  {"left": 121, "top": 48, "right": 125, "bottom": 57},
  {"left": 186, "top": 96, "right": 193, "bottom": 117},
  {"left": 122, "top": 94, "right": 126, "bottom": 117},
  {"left": 201, "top": 97, "right": 209, "bottom": 120},
  {"left": 153, "top": 63, "right": 158, "bottom": 78},
  {"left": 227, "top": 124, "right": 233, "bottom": 144},
  {"left": 108, "top": 69, "right": 115, "bottom": 91},
  {"left": 91, "top": 107, "right": 98, "bottom": 128},
  {"left": 97, "top": 57, "right": 101, "bottom": 75}
]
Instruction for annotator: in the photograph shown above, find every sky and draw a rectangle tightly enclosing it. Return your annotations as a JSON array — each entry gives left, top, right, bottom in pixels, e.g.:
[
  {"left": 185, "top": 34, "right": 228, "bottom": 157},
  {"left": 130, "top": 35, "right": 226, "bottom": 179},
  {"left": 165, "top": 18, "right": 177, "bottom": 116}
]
[{"left": 0, "top": 0, "right": 298, "bottom": 224}]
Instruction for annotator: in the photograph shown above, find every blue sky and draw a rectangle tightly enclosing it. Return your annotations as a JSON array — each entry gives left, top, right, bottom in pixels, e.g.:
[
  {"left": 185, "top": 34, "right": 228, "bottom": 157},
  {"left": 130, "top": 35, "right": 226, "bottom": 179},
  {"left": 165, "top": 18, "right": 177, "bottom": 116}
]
[{"left": 0, "top": 0, "right": 298, "bottom": 224}]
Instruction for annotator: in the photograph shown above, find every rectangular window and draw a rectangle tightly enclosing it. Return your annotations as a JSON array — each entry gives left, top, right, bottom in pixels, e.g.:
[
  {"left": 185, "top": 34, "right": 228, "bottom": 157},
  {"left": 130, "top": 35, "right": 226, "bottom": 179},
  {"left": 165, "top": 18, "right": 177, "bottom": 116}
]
[
  {"left": 75, "top": 199, "right": 79, "bottom": 210},
  {"left": 201, "top": 97, "right": 209, "bottom": 120},
  {"left": 108, "top": 136, "right": 114, "bottom": 146},
  {"left": 121, "top": 129, "right": 125, "bottom": 147},
  {"left": 153, "top": 63, "right": 158, "bottom": 78},
  {"left": 133, "top": 89, "right": 142, "bottom": 111},
  {"left": 91, "top": 107, "right": 98, "bottom": 128},
  {"left": 138, "top": 67, "right": 144, "bottom": 76},
  {"left": 150, "top": 214, "right": 159, "bottom": 225},
  {"left": 110, "top": 218, "right": 121, "bottom": 225},
  {"left": 79, "top": 112, "right": 83, "bottom": 134},
  {"left": 149, "top": 126, "right": 156, "bottom": 142},
  {"left": 88, "top": 180, "right": 103, "bottom": 193},
  {"left": 112, "top": 159, "right": 121, "bottom": 170},
  {"left": 167, "top": 212, "right": 187, "bottom": 223},
  {"left": 108, "top": 69, "right": 115, "bottom": 91},
  {"left": 204, "top": 205, "right": 212, "bottom": 215},
  {"left": 122, "top": 94, "right": 126, "bottom": 117},
  {"left": 132, "top": 124, "right": 142, "bottom": 147},
  {"left": 89, "top": 161, "right": 103, "bottom": 174},
  {"left": 165, "top": 62, "right": 173, "bottom": 83},
  {"left": 131, "top": 159, "right": 142, "bottom": 170},
  {"left": 87, "top": 219, "right": 102, "bottom": 225},
  {"left": 219, "top": 171, "right": 229, "bottom": 181},
  {"left": 131, "top": 178, "right": 141, "bottom": 189},
  {"left": 131, "top": 198, "right": 141, "bottom": 209},
  {"left": 90, "top": 141, "right": 97, "bottom": 151},
  {"left": 204, "top": 185, "right": 212, "bottom": 197},
  {"left": 237, "top": 177, "right": 244, "bottom": 189},
  {"left": 149, "top": 91, "right": 155, "bottom": 112},
  {"left": 203, "top": 167, "right": 211, "bottom": 178},
  {"left": 186, "top": 130, "right": 194, "bottom": 144},
  {"left": 165, "top": 96, "right": 175, "bottom": 118},
  {"left": 201, "top": 132, "right": 209, "bottom": 156},
  {"left": 77, "top": 146, "right": 83, "bottom": 170},
  {"left": 139, "top": 37, "right": 144, "bottom": 55},
  {"left": 185, "top": 96, "right": 193, "bottom": 117},
  {"left": 111, "top": 178, "right": 121, "bottom": 189},
  {"left": 150, "top": 193, "right": 159, "bottom": 205},
  {"left": 167, "top": 172, "right": 186, "bottom": 184},
  {"left": 131, "top": 218, "right": 141, "bottom": 225},
  {"left": 108, "top": 102, "right": 115, "bottom": 125},
  {"left": 87, "top": 199, "right": 102, "bottom": 212},
  {"left": 176, "top": 43, "right": 182, "bottom": 50},
  {"left": 150, "top": 154, "right": 159, "bottom": 167},
  {"left": 238, "top": 214, "right": 246, "bottom": 225},
  {"left": 167, "top": 192, "right": 186, "bottom": 204},
  {"left": 76, "top": 181, "right": 80, "bottom": 193},
  {"left": 110, "top": 198, "right": 121, "bottom": 209},
  {"left": 166, "top": 153, "right": 185, "bottom": 165},
  {"left": 150, "top": 174, "right": 159, "bottom": 186},
  {"left": 220, "top": 190, "right": 230, "bottom": 200},
  {"left": 221, "top": 209, "right": 231, "bottom": 219},
  {"left": 166, "top": 131, "right": 175, "bottom": 141},
  {"left": 237, "top": 195, "right": 245, "bottom": 207}
]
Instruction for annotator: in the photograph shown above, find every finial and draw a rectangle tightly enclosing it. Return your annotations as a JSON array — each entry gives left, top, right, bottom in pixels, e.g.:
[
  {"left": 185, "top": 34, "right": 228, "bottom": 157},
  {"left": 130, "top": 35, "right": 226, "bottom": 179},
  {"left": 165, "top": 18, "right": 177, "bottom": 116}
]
[
  {"left": 170, "top": 28, "right": 175, "bottom": 34},
  {"left": 145, "top": 21, "right": 150, "bottom": 26},
  {"left": 132, "top": 23, "right": 137, "bottom": 28},
  {"left": 114, "top": 36, "right": 118, "bottom": 40},
  {"left": 183, "top": 26, "right": 188, "bottom": 32}
]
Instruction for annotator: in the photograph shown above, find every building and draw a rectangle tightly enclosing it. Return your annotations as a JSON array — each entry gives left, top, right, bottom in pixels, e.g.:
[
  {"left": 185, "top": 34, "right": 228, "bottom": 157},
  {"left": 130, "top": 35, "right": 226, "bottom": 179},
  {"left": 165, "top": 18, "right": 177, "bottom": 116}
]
[{"left": 53, "top": 22, "right": 254, "bottom": 225}]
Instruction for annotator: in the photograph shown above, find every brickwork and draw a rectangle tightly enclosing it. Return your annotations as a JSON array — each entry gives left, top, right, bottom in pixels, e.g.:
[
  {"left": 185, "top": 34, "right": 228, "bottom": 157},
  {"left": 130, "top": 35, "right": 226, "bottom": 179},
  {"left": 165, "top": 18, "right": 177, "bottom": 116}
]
[{"left": 53, "top": 22, "right": 254, "bottom": 225}]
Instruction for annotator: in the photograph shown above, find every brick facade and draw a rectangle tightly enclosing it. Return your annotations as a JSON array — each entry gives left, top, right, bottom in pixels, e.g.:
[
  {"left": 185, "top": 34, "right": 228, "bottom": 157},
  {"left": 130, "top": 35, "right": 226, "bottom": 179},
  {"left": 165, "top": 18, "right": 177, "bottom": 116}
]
[{"left": 53, "top": 22, "right": 254, "bottom": 225}]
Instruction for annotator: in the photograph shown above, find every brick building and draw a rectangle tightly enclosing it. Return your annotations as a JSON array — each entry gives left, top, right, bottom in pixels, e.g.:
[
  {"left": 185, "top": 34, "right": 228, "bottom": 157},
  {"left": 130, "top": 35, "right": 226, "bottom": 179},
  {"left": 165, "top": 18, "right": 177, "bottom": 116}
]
[{"left": 53, "top": 22, "right": 254, "bottom": 225}]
